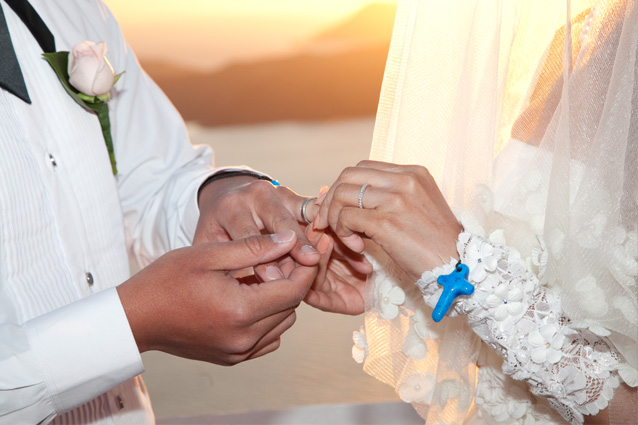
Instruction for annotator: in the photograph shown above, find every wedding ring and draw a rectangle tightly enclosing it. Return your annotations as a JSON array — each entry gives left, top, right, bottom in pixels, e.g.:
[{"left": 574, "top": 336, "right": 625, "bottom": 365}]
[
  {"left": 358, "top": 183, "right": 369, "bottom": 209},
  {"left": 300, "top": 197, "right": 316, "bottom": 224}
]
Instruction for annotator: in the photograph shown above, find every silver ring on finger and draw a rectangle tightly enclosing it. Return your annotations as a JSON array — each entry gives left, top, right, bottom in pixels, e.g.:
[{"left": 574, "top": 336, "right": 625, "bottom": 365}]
[
  {"left": 358, "top": 183, "right": 369, "bottom": 209},
  {"left": 300, "top": 197, "right": 316, "bottom": 224}
]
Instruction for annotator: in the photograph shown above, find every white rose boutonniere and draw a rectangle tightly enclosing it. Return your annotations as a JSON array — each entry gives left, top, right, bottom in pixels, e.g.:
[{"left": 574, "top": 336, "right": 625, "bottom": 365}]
[{"left": 43, "top": 41, "right": 123, "bottom": 175}]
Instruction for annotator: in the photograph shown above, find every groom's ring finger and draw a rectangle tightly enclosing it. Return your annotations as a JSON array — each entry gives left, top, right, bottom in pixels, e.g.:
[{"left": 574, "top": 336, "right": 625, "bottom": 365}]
[
  {"left": 300, "top": 197, "right": 317, "bottom": 224},
  {"left": 257, "top": 195, "right": 319, "bottom": 267}
]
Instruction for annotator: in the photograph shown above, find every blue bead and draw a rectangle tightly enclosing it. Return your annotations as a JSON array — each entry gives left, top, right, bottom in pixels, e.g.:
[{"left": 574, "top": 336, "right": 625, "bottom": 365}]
[
  {"left": 270, "top": 180, "right": 280, "bottom": 186},
  {"left": 432, "top": 263, "right": 474, "bottom": 322}
]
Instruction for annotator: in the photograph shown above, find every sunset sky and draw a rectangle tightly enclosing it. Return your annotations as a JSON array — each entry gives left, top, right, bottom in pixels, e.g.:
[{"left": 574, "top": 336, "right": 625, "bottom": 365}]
[{"left": 103, "top": 0, "right": 397, "bottom": 70}]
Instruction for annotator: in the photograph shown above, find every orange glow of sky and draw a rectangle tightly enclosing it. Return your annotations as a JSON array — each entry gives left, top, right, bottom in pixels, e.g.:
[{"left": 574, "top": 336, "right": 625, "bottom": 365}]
[{"left": 103, "top": 0, "right": 396, "bottom": 70}]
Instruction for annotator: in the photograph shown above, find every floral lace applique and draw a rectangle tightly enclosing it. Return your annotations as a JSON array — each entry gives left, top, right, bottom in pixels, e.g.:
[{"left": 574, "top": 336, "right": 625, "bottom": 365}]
[
  {"left": 399, "top": 373, "right": 436, "bottom": 404},
  {"left": 475, "top": 349, "right": 565, "bottom": 424},
  {"left": 415, "top": 232, "right": 625, "bottom": 425},
  {"left": 486, "top": 283, "right": 525, "bottom": 321},
  {"left": 377, "top": 280, "right": 406, "bottom": 320},
  {"left": 351, "top": 327, "right": 368, "bottom": 364}
]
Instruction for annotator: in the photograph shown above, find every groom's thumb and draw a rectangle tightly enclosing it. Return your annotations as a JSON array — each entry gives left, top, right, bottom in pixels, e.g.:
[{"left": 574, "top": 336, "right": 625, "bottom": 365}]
[{"left": 206, "top": 230, "right": 296, "bottom": 271}]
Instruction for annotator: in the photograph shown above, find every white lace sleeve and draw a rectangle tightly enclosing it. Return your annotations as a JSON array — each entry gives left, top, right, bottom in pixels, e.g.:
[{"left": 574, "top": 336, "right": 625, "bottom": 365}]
[{"left": 417, "top": 232, "right": 624, "bottom": 425}]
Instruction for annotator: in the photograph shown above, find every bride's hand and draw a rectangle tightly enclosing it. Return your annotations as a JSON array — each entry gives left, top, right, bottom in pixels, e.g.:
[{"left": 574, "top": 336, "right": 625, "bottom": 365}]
[
  {"left": 313, "top": 160, "right": 462, "bottom": 281},
  {"left": 303, "top": 226, "right": 372, "bottom": 315}
]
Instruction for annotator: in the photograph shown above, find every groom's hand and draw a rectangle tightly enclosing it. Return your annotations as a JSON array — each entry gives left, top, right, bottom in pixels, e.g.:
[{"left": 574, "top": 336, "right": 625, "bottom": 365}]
[
  {"left": 117, "top": 231, "right": 316, "bottom": 365},
  {"left": 194, "top": 175, "right": 320, "bottom": 281}
]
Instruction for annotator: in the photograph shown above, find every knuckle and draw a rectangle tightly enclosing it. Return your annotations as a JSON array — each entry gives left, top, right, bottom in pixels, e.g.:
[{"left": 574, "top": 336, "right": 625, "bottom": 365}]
[
  {"left": 395, "top": 195, "right": 408, "bottom": 210},
  {"left": 270, "top": 339, "right": 282, "bottom": 352},
  {"left": 419, "top": 165, "right": 433, "bottom": 179},
  {"left": 327, "top": 211, "right": 340, "bottom": 231},
  {"left": 333, "top": 184, "right": 350, "bottom": 202},
  {"left": 405, "top": 165, "right": 432, "bottom": 187},
  {"left": 337, "top": 208, "right": 352, "bottom": 228},
  {"left": 287, "top": 310, "right": 298, "bottom": 326},
  {"left": 399, "top": 172, "right": 417, "bottom": 192},
  {"left": 270, "top": 210, "right": 295, "bottom": 228},
  {"left": 404, "top": 164, "right": 424, "bottom": 175},
  {"left": 339, "top": 166, "right": 357, "bottom": 181},
  {"left": 232, "top": 304, "right": 249, "bottom": 325},
  {"left": 233, "top": 334, "right": 256, "bottom": 354},
  {"left": 250, "top": 179, "right": 274, "bottom": 196},
  {"left": 230, "top": 299, "right": 256, "bottom": 327},
  {"left": 224, "top": 353, "right": 247, "bottom": 366},
  {"left": 242, "top": 235, "right": 267, "bottom": 258},
  {"left": 236, "top": 225, "right": 259, "bottom": 239}
]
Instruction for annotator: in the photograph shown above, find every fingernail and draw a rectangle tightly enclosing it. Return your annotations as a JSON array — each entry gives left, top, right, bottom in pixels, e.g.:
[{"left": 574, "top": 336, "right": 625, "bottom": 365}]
[
  {"left": 301, "top": 244, "right": 320, "bottom": 256},
  {"left": 271, "top": 230, "right": 295, "bottom": 243},
  {"left": 306, "top": 227, "right": 320, "bottom": 242},
  {"left": 317, "top": 234, "right": 331, "bottom": 254},
  {"left": 265, "top": 265, "right": 285, "bottom": 281},
  {"left": 317, "top": 186, "right": 329, "bottom": 204}
]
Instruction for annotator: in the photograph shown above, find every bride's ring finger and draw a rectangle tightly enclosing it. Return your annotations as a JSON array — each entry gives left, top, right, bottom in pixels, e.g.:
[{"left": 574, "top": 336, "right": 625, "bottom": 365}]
[{"left": 326, "top": 183, "right": 377, "bottom": 230}]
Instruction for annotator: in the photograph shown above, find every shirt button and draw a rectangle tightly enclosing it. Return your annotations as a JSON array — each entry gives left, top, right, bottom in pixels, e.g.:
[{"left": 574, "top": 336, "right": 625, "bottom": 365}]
[
  {"left": 86, "top": 272, "right": 94, "bottom": 287},
  {"left": 48, "top": 153, "right": 57, "bottom": 168}
]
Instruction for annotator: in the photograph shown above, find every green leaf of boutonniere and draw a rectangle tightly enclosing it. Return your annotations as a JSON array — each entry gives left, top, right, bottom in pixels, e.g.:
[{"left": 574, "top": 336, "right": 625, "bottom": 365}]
[{"left": 43, "top": 51, "right": 121, "bottom": 175}]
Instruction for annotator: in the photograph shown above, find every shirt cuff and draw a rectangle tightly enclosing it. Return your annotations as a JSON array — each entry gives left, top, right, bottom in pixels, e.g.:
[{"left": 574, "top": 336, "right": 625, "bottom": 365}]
[{"left": 26, "top": 287, "right": 144, "bottom": 415}]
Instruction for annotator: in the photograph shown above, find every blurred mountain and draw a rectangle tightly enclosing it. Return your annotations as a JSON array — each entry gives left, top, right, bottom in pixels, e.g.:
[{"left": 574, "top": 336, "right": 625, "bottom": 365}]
[
  {"left": 307, "top": 3, "right": 397, "bottom": 52},
  {"left": 140, "top": 3, "right": 396, "bottom": 127}
]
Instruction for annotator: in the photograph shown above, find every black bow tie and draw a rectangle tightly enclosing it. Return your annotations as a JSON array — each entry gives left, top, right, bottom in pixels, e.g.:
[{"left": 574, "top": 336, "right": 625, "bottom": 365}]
[{"left": 0, "top": 0, "right": 55, "bottom": 104}]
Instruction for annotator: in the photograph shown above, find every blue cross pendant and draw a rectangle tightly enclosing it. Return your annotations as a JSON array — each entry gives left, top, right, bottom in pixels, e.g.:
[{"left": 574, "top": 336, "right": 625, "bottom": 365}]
[{"left": 432, "top": 263, "right": 474, "bottom": 322}]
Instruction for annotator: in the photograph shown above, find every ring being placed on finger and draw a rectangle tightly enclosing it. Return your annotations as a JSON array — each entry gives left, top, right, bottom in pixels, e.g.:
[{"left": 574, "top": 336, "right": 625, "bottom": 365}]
[
  {"left": 358, "top": 183, "right": 369, "bottom": 209},
  {"left": 300, "top": 197, "right": 316, "bottom": 224}
]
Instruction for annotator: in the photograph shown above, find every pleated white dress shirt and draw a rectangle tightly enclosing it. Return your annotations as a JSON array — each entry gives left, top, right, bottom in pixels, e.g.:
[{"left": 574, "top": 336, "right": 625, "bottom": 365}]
[{"left": 0, "top": 1, "right": 239, "bottom": 423}]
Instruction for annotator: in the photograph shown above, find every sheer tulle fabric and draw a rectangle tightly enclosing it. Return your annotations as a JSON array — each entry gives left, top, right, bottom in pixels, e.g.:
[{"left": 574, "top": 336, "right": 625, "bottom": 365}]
[{"left": 359, "top": 0, "right": 637, "bottom": 423}]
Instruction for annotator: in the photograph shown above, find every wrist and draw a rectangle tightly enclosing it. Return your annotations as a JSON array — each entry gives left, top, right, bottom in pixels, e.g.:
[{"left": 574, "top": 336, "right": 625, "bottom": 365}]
[
  {"left": 197, "top": 171, "right": 275, "bottom": 206},
  {"left": 116, "top": 279, "right": 153, "bottom": 353}
]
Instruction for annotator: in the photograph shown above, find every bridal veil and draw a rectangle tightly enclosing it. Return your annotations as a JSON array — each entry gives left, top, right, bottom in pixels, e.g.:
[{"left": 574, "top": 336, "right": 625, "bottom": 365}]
[{"left": 359, "top": 0, "right": 637, "bottom": 423}]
